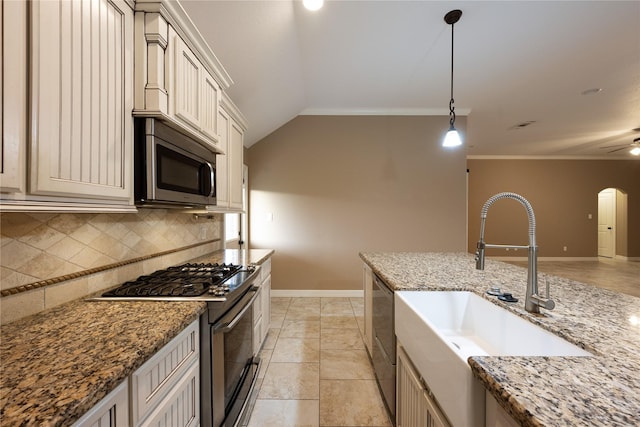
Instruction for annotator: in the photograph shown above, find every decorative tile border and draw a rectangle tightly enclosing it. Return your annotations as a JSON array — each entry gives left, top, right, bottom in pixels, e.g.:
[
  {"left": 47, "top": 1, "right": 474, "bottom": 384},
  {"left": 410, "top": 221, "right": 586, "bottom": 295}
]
[{"left": 0, "top": 239, "right": 220, "bottom": 298}]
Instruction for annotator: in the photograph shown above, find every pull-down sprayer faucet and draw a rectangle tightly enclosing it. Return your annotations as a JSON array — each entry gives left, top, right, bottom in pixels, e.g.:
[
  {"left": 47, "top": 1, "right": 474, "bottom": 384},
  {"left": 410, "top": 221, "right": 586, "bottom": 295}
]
[{"left": 475, "top": 192, "right": 555, "bottom": 314}]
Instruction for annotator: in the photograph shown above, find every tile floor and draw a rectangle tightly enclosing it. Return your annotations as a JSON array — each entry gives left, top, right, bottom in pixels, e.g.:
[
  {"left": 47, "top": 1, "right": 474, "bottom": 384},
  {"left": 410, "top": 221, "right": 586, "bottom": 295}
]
[{"left": 246, "top": 297, "right": 392, "bottom": 427}]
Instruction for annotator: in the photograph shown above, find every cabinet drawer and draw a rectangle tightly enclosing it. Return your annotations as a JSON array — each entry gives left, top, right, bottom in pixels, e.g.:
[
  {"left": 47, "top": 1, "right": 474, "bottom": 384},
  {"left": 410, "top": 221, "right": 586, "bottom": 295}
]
[
  {"left": 131, "top": 320, "right": 199, "bottom": 426},
  {"left": 139, "top": 360, "right": 200, "bottom": 427}
]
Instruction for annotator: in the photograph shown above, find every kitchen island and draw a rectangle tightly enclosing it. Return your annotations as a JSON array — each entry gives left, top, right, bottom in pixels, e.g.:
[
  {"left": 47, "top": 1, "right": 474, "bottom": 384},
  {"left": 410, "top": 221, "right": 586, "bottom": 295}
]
[
  {"left": 0, "top": 249, "right": 273, "bottom": 426},
  {"left": 360, "top": 252, "right": 640, "bottom": 427}
]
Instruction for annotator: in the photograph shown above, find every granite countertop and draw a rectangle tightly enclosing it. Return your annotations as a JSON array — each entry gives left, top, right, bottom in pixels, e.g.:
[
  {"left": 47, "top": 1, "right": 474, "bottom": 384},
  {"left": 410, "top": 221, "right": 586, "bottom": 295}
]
[
  {"left": 0, "top": 249, "right": 273, "bottom": 426},
  {"left": 360, "top": 252, "right": 640, "bottom": 427}
]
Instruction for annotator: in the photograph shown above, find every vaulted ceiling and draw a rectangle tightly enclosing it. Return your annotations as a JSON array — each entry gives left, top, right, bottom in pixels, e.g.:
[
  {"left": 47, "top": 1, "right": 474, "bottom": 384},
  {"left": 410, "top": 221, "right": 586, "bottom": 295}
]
[{"left": 181, "top": 0, "right": 640, "bottom": 157}]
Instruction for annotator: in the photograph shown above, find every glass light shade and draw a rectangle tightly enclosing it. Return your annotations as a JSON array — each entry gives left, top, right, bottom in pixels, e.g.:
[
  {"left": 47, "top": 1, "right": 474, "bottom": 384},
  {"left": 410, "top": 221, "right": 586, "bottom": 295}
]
[
  {"left": 303, "top": 0, "right": 323, "bottom": 11},
  {"left": 630, "top": 146, "right": 640, "bottom": 156},
  {"left": 443, "top": 127, "right": 463, "bottom": 147}
]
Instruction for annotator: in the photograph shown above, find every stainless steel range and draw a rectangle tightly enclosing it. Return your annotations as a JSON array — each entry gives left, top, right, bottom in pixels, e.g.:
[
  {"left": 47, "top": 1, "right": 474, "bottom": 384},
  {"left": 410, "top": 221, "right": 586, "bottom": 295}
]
[{"left": 96, "top": 261, "right": 262, "bottom": 427}]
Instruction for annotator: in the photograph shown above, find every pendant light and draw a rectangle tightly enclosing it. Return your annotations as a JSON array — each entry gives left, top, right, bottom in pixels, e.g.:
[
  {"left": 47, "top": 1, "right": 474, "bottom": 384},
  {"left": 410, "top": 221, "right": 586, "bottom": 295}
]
[
  {"left": 303, "top": 0, "right": 323, "bottom": 11},
  {"left": 442, "top": 9, "right": 463, "bottom": 148}
]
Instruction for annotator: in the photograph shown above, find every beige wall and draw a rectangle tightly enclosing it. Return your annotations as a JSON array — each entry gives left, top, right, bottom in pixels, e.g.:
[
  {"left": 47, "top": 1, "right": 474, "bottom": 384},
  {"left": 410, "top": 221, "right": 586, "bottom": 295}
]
[
  {"left": 247, "top": 115, "right": 468, "bottom": 291},
  {"left": 467, "top": 159, "right": 640, "bottom": 258}
]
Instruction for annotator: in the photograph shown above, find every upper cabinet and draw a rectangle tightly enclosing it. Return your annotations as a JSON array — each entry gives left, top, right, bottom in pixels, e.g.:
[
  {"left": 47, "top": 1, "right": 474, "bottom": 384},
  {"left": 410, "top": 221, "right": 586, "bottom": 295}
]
[
  {"left": 1, "top": 0, "right": 246, "bottom": 213},
  {"left": 216, "top": 94, "right": 247, "bottom": 212},
  {"left": 171, "top": 32, "right": 221, "bottom": 141},
  {"left": 1, "top": 0, "right": 136, "bottom": 211},
  {"left": 0, "top": 0, "right": 27, "bottom": 194},
  {"left": 30, "top": 0, "right": 134, "bottom": 201},
  {"left": 133, "top": 0, "right": 232, "bottom": 154}
]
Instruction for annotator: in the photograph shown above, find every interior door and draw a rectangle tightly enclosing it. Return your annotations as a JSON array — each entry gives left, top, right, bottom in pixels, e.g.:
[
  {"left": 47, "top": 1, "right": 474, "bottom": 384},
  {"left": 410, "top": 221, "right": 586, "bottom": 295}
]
[{"left": 598, "top": 188, "right": 615, "bottom": 258}]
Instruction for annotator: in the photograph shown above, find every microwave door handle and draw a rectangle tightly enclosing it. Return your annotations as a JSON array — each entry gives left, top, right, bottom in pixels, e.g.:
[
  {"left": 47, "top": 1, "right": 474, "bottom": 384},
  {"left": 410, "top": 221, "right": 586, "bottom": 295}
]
[{"left": 206, "top": 161, "right": 215, "bottom": 197}]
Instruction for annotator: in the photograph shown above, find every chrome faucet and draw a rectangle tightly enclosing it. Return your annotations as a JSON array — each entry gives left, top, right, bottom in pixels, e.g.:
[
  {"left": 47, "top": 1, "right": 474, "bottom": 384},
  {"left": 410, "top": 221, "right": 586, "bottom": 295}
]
[{"left": 475, "top": 192, "right": 555, "bottom": 314}]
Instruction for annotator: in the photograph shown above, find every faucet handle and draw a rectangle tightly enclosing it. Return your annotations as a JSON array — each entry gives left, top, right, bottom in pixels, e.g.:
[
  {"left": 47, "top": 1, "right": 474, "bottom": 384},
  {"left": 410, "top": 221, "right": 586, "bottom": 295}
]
[
  {"left": 475, "top": 241, "right": 485, "bottom": 270},
  {"left": 530, "top": 294, "right": 555, "bottom": 310}
]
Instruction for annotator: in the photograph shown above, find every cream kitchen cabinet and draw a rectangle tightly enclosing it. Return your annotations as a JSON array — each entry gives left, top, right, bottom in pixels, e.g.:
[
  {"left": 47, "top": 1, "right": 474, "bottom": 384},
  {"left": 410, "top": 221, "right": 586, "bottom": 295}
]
[
  {"left": 253, "top": 258, "right": 272, "bottom": 354},
  {"left": 171, "top": 31, "right": 221, "bottom": 142},
  {"left": 397, "top": 343, "right": 451, "bottom": 427},
  {"left": 71, "top": 380, "right": 129, "bottom": 427},
  {"left": 131, "top": 319, "right": 200, "bottom": 427},
  {"left": 1, "top": 0, "right": 136, "bottom": 211},
  {"left": 0, "top": 0, "right": 27, "bottom": 194},
  {"left": 215, "top": 95, "right": 247, "bottom": 212},
  {"left": 133, "top": 0, "right": 231, "bottom": 154},
  {"left": 74, "top": 320, "right": 199, "bottom": 427}
]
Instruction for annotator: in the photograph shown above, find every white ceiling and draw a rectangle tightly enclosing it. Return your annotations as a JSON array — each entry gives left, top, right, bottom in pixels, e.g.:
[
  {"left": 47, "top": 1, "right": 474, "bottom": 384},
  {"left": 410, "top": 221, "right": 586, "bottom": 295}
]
[{"left": 180, "top": 0, "right": 640, "bottom": 157}]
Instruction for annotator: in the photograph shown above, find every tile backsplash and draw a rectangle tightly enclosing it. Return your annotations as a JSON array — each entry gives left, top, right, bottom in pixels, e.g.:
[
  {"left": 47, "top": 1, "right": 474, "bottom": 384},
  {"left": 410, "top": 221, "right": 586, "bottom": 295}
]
[{"left": 0, "top": 209, "right": 222, "bottom": 324}]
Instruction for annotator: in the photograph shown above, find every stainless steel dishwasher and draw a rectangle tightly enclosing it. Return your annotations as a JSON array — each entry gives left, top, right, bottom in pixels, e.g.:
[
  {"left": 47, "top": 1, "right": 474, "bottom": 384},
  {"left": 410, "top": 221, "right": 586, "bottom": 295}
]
[{"left": 372, "top": 273, "right": 396, "bottom": 421}]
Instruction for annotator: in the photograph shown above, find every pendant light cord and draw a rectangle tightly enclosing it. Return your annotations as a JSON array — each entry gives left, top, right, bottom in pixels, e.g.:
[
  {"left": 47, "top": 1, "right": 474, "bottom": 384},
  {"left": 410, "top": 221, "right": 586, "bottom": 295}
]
[{"left": 449, "top": 21, "right": 456, "bottom": 127}]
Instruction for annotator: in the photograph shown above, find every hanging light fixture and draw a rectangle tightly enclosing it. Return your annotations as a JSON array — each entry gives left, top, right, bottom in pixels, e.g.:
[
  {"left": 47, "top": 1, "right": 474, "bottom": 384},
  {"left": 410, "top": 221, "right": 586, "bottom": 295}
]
[{"left": 442, "top": 9, "right": 463, "bottom": 148}]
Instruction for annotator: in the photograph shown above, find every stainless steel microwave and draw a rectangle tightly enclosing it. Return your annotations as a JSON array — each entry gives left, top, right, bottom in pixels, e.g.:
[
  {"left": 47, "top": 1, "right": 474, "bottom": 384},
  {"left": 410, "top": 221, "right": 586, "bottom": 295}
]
[{"left": 134, "top": 118, "right": 216, "bottom": 208}]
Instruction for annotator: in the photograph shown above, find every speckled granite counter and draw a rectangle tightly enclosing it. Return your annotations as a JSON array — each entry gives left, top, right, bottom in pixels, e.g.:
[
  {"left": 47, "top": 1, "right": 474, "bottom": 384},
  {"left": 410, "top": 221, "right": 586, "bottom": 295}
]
[
  {"left": 0, "top": 249, "right": 273, "bottom": 426},
  {"left": 360, "top": 252, "right": 640, "bottom": 427}
]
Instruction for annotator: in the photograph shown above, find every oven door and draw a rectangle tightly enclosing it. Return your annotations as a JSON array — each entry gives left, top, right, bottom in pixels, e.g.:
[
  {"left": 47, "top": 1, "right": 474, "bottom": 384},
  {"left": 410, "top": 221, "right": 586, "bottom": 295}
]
[{"left": 210, "top": 287, "right": 261, "bottom": 427}]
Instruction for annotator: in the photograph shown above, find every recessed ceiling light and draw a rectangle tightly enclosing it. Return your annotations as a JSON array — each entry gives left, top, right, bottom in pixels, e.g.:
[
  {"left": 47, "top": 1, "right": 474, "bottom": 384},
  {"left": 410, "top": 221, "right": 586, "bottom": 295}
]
[
  {"left": 303, "top": 0, "right": 323, "bottom": 11},
  {"left": 581, "top": 88, "right": 602, "bottom": 95}
]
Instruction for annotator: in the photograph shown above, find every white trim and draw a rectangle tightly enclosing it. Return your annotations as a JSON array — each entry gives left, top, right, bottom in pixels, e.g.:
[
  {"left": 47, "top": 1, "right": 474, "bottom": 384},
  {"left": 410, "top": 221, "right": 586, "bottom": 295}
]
[
  {"left": 466, "top": 155, "right": 634, "bottom": 160},
  {"left": 614, "top": 255, "right": 640, "bottom": 261},
  {"left": 490, "top": 256, "right": 600, "bottom": 262},
  {"left": 299, "top": 107, "right": 470, "bottom": 116},
  {"left": 271, "top": 289, "right": 364, "bottom": 298}
]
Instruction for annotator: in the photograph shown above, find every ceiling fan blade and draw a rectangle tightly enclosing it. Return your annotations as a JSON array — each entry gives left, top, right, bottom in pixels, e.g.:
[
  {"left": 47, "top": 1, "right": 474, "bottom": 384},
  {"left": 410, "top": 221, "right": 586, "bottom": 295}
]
[
  {"left": 607, "top": 146, "right": 629, "bottom": 153},
  {"left": 599, "top": 143, "right": 628, "bottom": 149}
]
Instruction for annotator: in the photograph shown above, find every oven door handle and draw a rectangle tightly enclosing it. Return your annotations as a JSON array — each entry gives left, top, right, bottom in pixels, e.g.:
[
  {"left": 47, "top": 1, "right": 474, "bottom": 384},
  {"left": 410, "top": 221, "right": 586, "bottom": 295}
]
[{"left": 213, "top": 287, "right": 259, "bottom": 333}]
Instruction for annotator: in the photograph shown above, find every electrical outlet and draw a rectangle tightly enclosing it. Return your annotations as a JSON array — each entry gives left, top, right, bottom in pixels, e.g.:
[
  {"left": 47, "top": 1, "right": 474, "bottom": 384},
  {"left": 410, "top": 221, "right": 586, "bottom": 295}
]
[{"left": 563, "top": 246, "right": 568, "bottom": 252}]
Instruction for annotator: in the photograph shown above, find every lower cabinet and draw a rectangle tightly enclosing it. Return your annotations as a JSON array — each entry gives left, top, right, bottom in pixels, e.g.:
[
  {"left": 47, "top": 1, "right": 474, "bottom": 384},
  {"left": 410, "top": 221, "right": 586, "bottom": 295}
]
[
  {"left": 252, "top": 258, "right": 272, "bottom": 355},
  {"left": 75, "top": 319, "right": 199, "bottom": 427},
  {"left": 363, "top": 263, "right": 373, "bottom": 356},
  {"left": 396, "top": 343, "right": 451, "bottom": 427},
  {"left": 71, "top": 380, "right": 129, "bottom": 427},
  {"left": 131, "top": 320, "right": 200, "bottom": 427}
]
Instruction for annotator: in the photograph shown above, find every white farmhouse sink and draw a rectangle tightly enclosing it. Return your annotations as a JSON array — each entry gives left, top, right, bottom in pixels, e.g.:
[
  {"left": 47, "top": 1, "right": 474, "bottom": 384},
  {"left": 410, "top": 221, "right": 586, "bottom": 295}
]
[{"left": 395, "top": 291, "right": 591, "bottom": 427}]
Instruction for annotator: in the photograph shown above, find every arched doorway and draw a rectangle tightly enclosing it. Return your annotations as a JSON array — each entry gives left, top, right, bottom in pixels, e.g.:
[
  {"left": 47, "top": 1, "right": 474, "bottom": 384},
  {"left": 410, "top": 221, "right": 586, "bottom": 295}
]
[{"left": 598, "top": 188, "right": 628, "bottom": 258}]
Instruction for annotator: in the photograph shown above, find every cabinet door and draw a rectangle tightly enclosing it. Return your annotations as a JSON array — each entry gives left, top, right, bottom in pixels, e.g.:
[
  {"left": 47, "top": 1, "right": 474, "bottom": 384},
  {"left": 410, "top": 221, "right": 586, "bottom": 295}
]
[
  {"left": 228, "top": 119, "right": 244, "bottom": 210},
  {"left": 174, "top": 34, "right": 201, "bottom": 130},
  {"left": 201, "top": 70, "right": 220, "bottom": 140},
  {"left": 397, "top": 345, "right": 451, "bottom": 427},
  {"left": 72, "top": 379, "right": 129, "bottom": 427},
  {"left": 262, "top": 275, "right": 271, "bottom": 335},
  {"left": 30, "top": 0, "right": 133, "bottom": 201},
  {"left": 216, "top": 107, "right": 230, "bottom": 208},
  {"left": 0, "top": 0, "right": 27, "bottom": 193}
]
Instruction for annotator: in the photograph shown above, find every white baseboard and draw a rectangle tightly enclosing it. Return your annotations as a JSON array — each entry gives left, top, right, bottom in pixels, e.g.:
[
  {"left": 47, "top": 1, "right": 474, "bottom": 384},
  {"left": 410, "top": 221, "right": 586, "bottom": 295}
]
[
  {"left": 271, "top": 289, "right": 364, "bottom": 298},
  {"left": 614, "top": 255, "right": 640, "bottom": 261}
]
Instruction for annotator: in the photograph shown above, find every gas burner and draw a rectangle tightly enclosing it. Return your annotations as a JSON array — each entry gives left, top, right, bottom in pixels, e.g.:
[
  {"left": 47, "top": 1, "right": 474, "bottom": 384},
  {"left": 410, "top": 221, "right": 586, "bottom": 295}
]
[{"left": 101, "top": 262, "right": 242, "bottom": 298}]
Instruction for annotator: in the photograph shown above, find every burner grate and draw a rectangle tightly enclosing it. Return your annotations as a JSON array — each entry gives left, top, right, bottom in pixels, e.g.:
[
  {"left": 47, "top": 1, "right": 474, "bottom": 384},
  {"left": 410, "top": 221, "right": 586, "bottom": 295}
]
[{"left": 102, "top": 263, "right": 242, "bottom": 298}]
